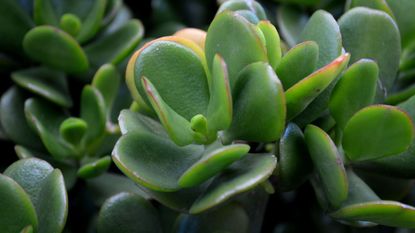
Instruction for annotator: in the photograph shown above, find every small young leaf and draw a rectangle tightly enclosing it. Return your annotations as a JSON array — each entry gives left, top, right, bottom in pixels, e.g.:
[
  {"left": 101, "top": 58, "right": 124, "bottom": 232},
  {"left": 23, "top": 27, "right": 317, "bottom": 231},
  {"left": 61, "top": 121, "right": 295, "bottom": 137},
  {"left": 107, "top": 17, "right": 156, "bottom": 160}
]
[
  {"left": 257, "top": 20, "right": 282, "bottom": 69},
  {"left": 92, "top": 64, "right": 120, "bottom": 115},
  {"left": 59, "top": 13, "right": 81, "bottom": 37},
  {"left": 80, "top": 85, "right": 106, "bottom": 145},
  {"left": 77, "top": 156, "right": 112, "bottom": 179}
]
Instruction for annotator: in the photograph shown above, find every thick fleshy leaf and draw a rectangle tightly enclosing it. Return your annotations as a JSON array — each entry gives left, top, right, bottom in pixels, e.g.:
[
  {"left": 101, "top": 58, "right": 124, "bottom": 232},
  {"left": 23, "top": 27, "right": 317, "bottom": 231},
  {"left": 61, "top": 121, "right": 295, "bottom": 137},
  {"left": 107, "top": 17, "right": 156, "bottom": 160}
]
[
  {"left": 276, "top": 41, "right": 318, "bottom": 89},
  {"left": 225, "top": 62, "right": 285, "bottom": 142},
  {"left": 75, "top": 0, "right": 106, "bottom": 43},
  {"left": 339, "top": 7, "right": 401, "bottom": 94},
  {"left": 206, "top": 54, "right": 232, "bottom": 132},
  {"left": 257, "top": 20, "right": 282, "bottom": 70},
  {"left": 86, "top": 173, "right": 149, "bottom": 206},
  {"left": 331, "top": 201, "right": 415, "bottom": 228},
  {"left": 59, "top": 117, "right": 87, "bottom": 145},
  {"left": 0, "top": 174, "right": 38, "bottom": 233},
  {"left": 178, "top": 144, "right": 250, "bottom": 188},
  {"left": 78, "top": 156, "right": 112, "bottom": 179},
  {"left": 205, "top": 11, "right": 267, "bottom": 88},
  {"left": 85, "top": 19, "right": 143, "bottom": 67},
  {"left": 80, "top": 85, "right": 106, "bottom": 145},
  {"left": 329, "top": 59, "right": 378, "bottom": 128},
  {"left": 276, "top": 6, "right": 308, "bottom": 48},
  {"left": 97, "top": 192, "right": 162, "bottom": 233},
  {"left": 304, "top": 125, "right": 348, "bottom": 208},
  {"left": 112, "top": 131, "right": 203, "bottom": 191},
  {"left": 118, "top": 110, "right": 167, "bottom": 137},
  {"left": 141, "top": 77, "right": 194, "bottom": 146},
  {"left": 12, "top": 67, "right": 72, "bottom": 107},
  {"left": 346, "top": 0, "right": 394, "bottom": 17},
  {"left": 190, "top": 153, "right": 277, "bottom": 214},
  {"left": 25, "top": 98, "right": 75, "bottom": 159},
  {"left": 23, "top": 26, "right": 89, "bottom": 73},
  {"left": 0, "top": 0, "right": 33, "bottom": 54},
  {"left": 301, "top": 10, "right": 342, "bottom": 68},
  {"left": 176, "top": 202, "right": 249, "bottom": 233},
  {"left": 174, "top": 28, "right": 206, "bottom": 49},
  {"left": 342, "top": 105, "right": 414, "bottom": 161},
  {"left": 386, "top": 0, "right": 415, "bottom": 48},
  {"left": 216, "top": 0, "right": 267, "bottom": 20},
  {"left": 129, "top": 37, "right": 209, "bottom": 120},
  {"left": 278, "top": 123, "right": 312, "bottom": 191},
  {"left": 285, "top": 53, "right": 350, "bottom": 120},
  {"left": 92, "top": 64, "right": 120, "bottom": 115},
  {"left": 4, "top": 158, "right": 68, "bottom": 233},
  {"left": 59, "top": 13, "right": 82, "bottom": 37},
  {"left": 355, "top": 96, "right": 415, "bottom": 178},
  {"left": 0, "top": 87, "right": 42, "bottom": 149}
]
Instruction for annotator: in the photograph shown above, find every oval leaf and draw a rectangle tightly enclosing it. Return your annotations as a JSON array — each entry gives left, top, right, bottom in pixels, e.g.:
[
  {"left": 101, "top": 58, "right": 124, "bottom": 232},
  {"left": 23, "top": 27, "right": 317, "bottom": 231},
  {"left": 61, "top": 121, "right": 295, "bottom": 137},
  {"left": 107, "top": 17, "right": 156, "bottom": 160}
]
[{"left": 342, "top": 105, "right": 414, "bottom": 161}]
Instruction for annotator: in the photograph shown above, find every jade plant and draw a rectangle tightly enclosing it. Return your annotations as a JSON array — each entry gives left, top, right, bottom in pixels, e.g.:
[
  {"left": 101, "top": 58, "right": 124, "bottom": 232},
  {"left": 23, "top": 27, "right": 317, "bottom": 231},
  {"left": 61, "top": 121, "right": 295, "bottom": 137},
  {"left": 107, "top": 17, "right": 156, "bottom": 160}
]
[{"left": 2, "top": 0, "right": 415, "bottom": 232}]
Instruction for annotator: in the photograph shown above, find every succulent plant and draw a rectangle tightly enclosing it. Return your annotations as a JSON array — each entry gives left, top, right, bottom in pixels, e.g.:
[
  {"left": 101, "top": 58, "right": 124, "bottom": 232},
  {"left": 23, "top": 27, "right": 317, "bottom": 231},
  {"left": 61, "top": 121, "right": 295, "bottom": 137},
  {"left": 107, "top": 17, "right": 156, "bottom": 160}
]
[{"left": 2, "top": 0, "right": 415, "bottom": 232}]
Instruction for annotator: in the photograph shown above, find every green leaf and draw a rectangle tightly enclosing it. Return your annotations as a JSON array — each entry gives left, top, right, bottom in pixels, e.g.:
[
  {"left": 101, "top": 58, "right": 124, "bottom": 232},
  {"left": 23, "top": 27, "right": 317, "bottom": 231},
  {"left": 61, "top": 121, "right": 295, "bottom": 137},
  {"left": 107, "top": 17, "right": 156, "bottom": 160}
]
[
  {"left": 331, "top": 201, "right": 415, "bottom": 228},
  {"left": 85, "top": 19, "right": 144, "bottom": 67},
  {"left": 342, "top": 105, "right": 414, "bottom": 161},
  {"left": 205, "top": 11, "right": 267, "bottom": 89},
  {"left": 130, "top": 38, "right": 209, "bottom": 120},
  {"left": 0, "top": 0, "right": 33, "bottom": 54},
  {"left": 59, "top": 117, "right": 88, "bottom": 145},
  {"left": 346, "top": 0, "right": 395, "bottom": 18},
  {"left": 329, "top": 59, "right": 379, "bottom": 128},
  {"left": 354, "top": 96, "right": 415, "bottom": 178},
  {"left": 386, "top": 0, "right": 415, "bottom": 48},
  {"left": 25, "top": 98, "right": 75, "bottom": 159},
  {"left": 216, "top": 0, "right": 267, "bottom": 20},
  {"left": 75, "top": 0, "right": 106, "bottom": 44},
  {"left": 304, "top": 124, "right": 348, "bottom": 208},
  {"left": 301, "top": 10, "right": 342, "bottom": 68},
  {"left": 12, "top": 67, "right": 72, "bottom": 108},
  {"left": 97, "top": 192, "right": 162, "bottom": 233},
  {"left": 4, "top": 158, "right": 68, "bottom": 233},
  {"left": 92, "top": 64, "right": 120, "bottom": 115},
  {"left": 34, "top": 0, "right": 59, "bottom": 25},
  {"left": 339, "top": 7, "right": 401, "bottom": 95},
  {"left": 112, "top": 131, "right": 203, "bottom": 191},
  {"left": 118, "top": 110, "right": 167, "bottom": 137},
  {"left": 285, "top": 53, "right": 350, "bottom": 120},
  {"left": 0, "top": 87, "right": 42, "bottom": 150},
  {"left": 23, "top": 26, "right": 89, "bottom": 74},
  {"left": 278, "top": 123, "right": 312, "bottom": 191},
  {"left": 225, "top": 62, "right": 286, "bottom": 142},
  {"left": 178, "top": 144, "right": 250, "bottom": 188},
  {"left": 80, "top": 85, "right": 106, "bottom": 145},
  {"left": 206, "top": 54, "right": 232, "bottom": 132},
  {"left": 86, "top": 173, "right": 149, "bottom": 206},
  {"left": 190, "top": 153, "right": 277, "bottom": 214},
  {"left": 276, "top": 41, "right": 319, "bottom": 89},
  {"left": 0, "top": 174, "right": 38, "bottom": 233},
  {"left": 276, "top": 6, "right": 308, "bottom": 48},
  {"left": 141, "top": 77, "right": 194, "bottom": 146},
  {"left": 78, "top": 156, "right": 112, "bottom": 179},
  {"left": 257, "top": 20, "right": 282, "bottom": 70},
  {"left": 176, "top": 202, "right": 249, "bottom": 233},
  {"left": 59, "top": 13, "right": 82, "bottom": 37}
]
